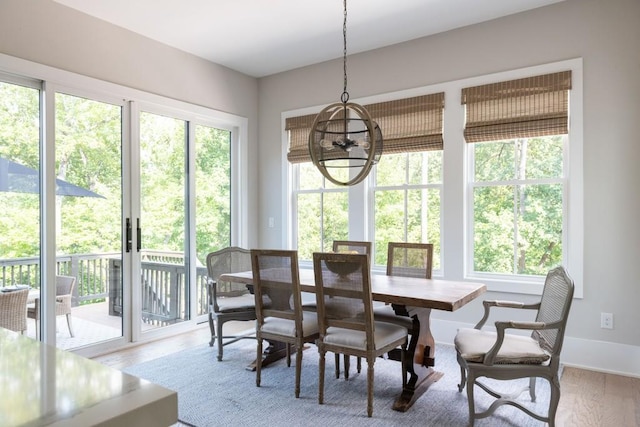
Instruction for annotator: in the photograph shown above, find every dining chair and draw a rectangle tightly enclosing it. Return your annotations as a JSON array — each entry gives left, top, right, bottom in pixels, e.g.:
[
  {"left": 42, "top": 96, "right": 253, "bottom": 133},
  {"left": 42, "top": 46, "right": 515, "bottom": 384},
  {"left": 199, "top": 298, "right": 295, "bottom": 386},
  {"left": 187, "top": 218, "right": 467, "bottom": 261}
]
[
  {"left": 206, "top": 247, "right": 256, "bottom": 361},
  {"left": 27, "top": 275, "right": 76, "bottom": 339},
  {"left": 251, "top": 249, "right": 319, "bottom": 398},
  {"left": 0, "top": 288, "right": 30, "bottom": 333},
  {"left": 332, "top": 240, "right": 372, "bottom": 256},
  {"left": 374, "top": 242, "right": 434, "bottom": 328},
  {"left": 330, "top": 240, "right": 372, "bottom": 378},
  {"left": 454, "top": 266, "right": 574, "bottom": 427},
  {"left": 313, "top": 252, "right": 408, "bottom": 417}
]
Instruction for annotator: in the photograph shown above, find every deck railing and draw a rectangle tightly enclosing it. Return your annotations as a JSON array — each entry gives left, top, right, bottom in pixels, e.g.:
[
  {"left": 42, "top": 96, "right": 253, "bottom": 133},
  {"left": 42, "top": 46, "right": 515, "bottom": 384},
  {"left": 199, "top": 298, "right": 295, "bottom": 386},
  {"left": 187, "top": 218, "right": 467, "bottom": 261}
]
[{"left": 0, "top": 251, "right": 209, "bottom": 324}]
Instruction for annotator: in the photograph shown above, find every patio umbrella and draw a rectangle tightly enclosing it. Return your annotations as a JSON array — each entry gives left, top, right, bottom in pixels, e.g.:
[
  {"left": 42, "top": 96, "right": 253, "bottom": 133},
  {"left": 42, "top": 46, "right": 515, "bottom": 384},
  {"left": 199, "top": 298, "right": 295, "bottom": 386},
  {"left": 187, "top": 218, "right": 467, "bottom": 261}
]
[{"left": 0, "top": 157, "right": 105, "bottom": 198}]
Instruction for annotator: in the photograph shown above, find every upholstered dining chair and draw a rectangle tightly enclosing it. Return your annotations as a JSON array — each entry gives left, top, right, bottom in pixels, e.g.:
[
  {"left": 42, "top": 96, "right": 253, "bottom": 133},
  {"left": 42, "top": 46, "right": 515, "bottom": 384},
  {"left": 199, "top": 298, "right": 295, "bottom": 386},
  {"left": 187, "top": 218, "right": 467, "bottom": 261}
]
[
  {"left": 332, "top": 240, "right": 372, "bottom": 255},
  {"left": 206, "top": 247, "right": 256, "bottom": 361},
  {"left": 251, "top": 249, "right": 319, "bottom": 398},
  {"left": 372, "top": 242, "right": 434, "bottom": 367},
  {"left": 454, "top": 266, "right": 574, "bottom": 427},
  {"left": 330, "top": 240, "right": 372, "bottom": 378},
  {"left": 27, "top": 275, "right": 76, "bottom": 339},
  {"left": 312, "top": 252, "right": 408, "bottom": 417},
  {"left": 374, "top": 242, "right": 434, "bottom": 327},
  {"left": 0, "top": 288, "right": 29, "bottom": 333}
]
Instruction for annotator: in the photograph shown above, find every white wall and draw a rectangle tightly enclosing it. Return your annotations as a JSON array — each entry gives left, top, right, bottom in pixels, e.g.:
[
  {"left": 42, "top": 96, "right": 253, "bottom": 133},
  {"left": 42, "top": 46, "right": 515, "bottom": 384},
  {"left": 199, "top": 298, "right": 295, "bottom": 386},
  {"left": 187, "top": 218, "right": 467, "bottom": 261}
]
[
  {"left": 257, "top": 0, "right": 640, "bottom": 376},
  {"left": 0, "top": 0, "right": 260, "bottom": 248}
]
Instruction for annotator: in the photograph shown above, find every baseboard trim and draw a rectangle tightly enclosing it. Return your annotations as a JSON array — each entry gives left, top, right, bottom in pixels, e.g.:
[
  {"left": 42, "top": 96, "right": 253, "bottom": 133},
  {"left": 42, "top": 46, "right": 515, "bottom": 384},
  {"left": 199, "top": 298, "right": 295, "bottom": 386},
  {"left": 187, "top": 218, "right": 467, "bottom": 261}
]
[{"left": 432, "top": 318, "right": 640, "bottom": 379}]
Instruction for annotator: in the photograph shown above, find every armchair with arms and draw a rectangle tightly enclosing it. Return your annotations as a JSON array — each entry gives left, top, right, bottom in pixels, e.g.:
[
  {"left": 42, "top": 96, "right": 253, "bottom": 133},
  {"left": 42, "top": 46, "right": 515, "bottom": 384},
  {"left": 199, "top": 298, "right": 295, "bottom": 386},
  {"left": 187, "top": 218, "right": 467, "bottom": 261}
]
[
  {"left": 454, "top": 266, "right": 574, "bottom": 426},
  {"left": 206, "top": 247, "right": 256, "bottom": 361}
]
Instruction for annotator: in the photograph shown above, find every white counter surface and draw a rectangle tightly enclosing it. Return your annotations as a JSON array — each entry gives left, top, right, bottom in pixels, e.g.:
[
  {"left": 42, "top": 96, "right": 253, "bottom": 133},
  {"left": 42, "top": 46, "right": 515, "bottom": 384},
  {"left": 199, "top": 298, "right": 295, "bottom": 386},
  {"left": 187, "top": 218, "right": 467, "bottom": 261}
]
[{"left": 0, "top": 329, "right": 177, "bottom": 426}]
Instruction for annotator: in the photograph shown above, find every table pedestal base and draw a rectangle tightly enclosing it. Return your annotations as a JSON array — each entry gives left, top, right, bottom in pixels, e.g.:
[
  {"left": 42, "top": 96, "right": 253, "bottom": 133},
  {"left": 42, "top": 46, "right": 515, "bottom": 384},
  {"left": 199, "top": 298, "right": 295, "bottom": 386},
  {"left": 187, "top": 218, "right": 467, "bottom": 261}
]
[{"left": 245, "top": 341, "right": 287, "bottom": 371}]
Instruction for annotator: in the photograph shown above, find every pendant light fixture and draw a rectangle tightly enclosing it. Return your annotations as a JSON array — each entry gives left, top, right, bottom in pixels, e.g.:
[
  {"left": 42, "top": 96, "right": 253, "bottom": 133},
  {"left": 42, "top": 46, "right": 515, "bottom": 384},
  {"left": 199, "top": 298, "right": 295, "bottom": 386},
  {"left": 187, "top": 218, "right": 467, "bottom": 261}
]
[{"left": 308, "top": 0, "right": 383, "bottom": 186}]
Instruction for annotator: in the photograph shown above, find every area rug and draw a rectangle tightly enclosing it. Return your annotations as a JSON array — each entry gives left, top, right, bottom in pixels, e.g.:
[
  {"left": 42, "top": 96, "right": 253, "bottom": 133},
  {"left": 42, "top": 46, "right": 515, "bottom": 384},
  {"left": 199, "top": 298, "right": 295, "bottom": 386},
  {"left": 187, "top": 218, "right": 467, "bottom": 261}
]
[{"left": 123, "top": 340, "right": 553, "bottom": 426}]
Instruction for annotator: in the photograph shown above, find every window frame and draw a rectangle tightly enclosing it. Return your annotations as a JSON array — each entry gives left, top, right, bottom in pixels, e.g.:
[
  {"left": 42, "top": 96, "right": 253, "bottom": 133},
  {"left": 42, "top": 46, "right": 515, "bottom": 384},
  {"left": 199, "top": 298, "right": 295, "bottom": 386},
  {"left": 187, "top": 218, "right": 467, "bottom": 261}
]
[{"left": 285, "top": 58, "right": 583, "bottom": 297}]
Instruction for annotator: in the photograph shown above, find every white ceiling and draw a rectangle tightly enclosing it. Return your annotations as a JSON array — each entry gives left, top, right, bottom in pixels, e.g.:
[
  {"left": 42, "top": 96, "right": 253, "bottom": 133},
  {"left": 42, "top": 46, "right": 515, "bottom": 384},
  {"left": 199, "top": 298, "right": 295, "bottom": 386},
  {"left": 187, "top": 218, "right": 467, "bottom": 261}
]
[{"left": 53, "top": 0, "right": 564, "bottom": 78}]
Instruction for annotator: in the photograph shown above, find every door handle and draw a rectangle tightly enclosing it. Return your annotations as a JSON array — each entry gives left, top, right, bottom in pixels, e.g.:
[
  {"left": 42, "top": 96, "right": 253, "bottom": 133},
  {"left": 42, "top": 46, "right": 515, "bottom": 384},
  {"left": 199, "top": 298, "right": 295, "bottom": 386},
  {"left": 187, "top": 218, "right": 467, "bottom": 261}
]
[
  {"left": 136, "top": 218, "right": 141, "bottom": 252},
  {"left": 126, "top": 218, "right": 132, "bottom": 253}
]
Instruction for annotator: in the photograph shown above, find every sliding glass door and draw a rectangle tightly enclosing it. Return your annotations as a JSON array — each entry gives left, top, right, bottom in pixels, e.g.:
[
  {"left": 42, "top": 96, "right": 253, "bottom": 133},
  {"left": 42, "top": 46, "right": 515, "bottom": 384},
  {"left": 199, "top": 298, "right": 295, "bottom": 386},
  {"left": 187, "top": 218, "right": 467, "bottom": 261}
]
[
  {"left": 54, "top": 91, "right": 124, "bottom": 348},
  {"left": 138, "top": 111, "right": 189, "bottom": 330}
]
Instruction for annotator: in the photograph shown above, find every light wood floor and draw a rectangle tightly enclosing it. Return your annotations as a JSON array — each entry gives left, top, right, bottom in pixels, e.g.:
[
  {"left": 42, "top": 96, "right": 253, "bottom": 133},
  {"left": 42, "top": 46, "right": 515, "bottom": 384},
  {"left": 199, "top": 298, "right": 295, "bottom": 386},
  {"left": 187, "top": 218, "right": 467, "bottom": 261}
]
[{"left": 92, "top": 325, "right": 640, "bottom": 427}]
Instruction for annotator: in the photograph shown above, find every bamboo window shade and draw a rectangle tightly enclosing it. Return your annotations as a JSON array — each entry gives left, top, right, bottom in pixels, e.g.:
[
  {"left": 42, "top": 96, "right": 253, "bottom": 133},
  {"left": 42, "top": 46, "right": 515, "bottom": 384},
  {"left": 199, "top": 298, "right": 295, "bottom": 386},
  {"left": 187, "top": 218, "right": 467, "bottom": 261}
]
[
  {"left": 286, "top": 93, "right": 445, "bottom": 164},
  {"left": 462, "top": 71, "right": 572, "bottom": 143}
]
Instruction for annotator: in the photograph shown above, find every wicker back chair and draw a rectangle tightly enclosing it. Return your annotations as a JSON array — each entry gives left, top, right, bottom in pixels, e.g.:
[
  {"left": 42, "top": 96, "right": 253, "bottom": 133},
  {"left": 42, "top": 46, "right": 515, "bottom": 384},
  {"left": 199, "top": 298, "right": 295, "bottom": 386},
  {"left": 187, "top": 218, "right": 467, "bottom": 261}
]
[
  {"left": 454, "top": 266, "right": 574, "bottom": 426},
  {"left": 0, "top": 288, "right": 29, "bottom": 333},
  {"left": 332, "top": 240, "right": 372, "bottom": 256},
  {"left": 206, "top": 247, "right": 256, "bottom": 361},
  {"left": 374, "top": 242, "right": 434, "bottom": 328},
  {"left": 251, "top": 249, "right": 319, "bottom": 398},
  {"left": 27, "top": 275, "right": 75, "bottom": 339},
  {"left": 312, "top": 252, "right": 408, "bottom": 417}
]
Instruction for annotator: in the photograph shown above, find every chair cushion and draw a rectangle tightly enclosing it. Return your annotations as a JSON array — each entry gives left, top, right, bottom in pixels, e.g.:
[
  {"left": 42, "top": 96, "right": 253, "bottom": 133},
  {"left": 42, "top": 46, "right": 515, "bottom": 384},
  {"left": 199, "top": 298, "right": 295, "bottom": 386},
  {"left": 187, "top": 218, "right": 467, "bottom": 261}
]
[
  {"left": 261, "top": 311, "right": 319, "bottom": 338},
  {"left": 372, "top": 304, "right": 413, "bottom": 329},
  {"left": 454, "top": 328, "right": 550, "bottom": 364},
  {"left": 324, "top": 321, "right": 407, "bottom": 351},
  {"left": 216, "top": 294, "right": 255, "bottom": 312}
]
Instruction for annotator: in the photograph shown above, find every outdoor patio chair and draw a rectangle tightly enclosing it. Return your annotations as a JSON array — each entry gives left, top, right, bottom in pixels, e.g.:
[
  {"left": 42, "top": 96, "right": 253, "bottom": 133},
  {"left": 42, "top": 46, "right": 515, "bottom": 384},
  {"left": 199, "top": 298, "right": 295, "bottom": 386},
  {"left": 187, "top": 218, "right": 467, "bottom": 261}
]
[
  {"left": 27, "top": 275, "right": 76, "bottom": 339},
  {"left": 206, "top": 247, "right": 256, "bottom": 361},
  {"left": 251, "top": 249, "right": 319, "bottom": 398},
  {"left": 0, "top": 288, "right": 29, "bottom": 333},
  {"left": 454, "top": 266, "right": 574, "bottom": 426},
  {"left": 313, "top": 252, "right": 408, "bottom": 417}
]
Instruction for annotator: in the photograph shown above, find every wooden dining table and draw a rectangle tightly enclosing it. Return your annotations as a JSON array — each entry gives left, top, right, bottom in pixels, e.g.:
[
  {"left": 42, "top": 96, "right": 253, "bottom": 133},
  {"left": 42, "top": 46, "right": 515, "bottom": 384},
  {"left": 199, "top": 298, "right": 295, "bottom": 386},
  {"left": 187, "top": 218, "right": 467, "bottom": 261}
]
[{"left": 219, "top": 268, "right": 486, "bottom": 412}]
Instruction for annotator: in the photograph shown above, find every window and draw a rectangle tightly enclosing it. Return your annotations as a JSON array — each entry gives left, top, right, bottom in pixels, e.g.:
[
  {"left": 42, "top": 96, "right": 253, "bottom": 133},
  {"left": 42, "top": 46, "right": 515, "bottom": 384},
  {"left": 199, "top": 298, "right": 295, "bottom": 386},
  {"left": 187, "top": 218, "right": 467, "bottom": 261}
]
[
  {"left": 463, "top": 71, "right": 573, "bottom": 279},
  {"left": 469, "top": 136, "right": 564, "bottom": 275},
  {"left": 372, "top": 151, "right": 442, "bottom": 269},
  {"left": 288, "top": 93, "right": 444, "bottom": 268},
  {"left": 287, "top": 59, "right": 583, "bottom": 296}
]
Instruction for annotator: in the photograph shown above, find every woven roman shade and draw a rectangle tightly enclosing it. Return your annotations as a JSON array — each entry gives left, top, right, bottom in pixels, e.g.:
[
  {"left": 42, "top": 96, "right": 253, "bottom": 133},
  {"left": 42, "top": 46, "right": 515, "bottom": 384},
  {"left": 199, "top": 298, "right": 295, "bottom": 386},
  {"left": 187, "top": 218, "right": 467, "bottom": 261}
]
[
  {"left": 462, "top": 71, "right": 572, "bottom": 143},
  {"left": 286, "top": 92, "right": 445, "bottom": 164}
]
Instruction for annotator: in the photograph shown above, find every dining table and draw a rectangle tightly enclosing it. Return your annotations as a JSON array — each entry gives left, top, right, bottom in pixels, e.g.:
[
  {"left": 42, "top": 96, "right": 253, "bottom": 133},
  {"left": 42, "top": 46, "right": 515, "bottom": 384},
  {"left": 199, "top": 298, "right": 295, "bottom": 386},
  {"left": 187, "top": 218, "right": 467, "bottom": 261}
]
[{"left": 218, "top": 267, "right": 486, "bottom": 412}]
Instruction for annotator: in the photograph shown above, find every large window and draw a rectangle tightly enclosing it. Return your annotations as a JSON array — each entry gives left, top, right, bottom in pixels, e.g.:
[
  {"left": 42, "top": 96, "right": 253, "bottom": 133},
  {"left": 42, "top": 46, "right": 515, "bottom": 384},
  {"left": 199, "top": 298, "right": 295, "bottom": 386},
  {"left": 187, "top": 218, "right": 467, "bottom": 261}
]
[
  {"left": 287, "top": 59, "right": 583, "bottom": 296},
  {"left": 469, "top": 136, "right": 564, "bottom": 275},
  {"left": 372, "top": 151, "right": 442, "bottom": 268}
]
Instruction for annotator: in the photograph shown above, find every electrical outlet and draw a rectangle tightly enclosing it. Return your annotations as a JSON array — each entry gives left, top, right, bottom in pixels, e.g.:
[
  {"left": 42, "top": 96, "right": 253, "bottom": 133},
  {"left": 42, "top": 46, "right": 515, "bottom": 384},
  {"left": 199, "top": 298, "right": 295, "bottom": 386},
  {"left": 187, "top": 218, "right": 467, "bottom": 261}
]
[{"left": 601, "top": 312, "right": 614, "bottom": 329}]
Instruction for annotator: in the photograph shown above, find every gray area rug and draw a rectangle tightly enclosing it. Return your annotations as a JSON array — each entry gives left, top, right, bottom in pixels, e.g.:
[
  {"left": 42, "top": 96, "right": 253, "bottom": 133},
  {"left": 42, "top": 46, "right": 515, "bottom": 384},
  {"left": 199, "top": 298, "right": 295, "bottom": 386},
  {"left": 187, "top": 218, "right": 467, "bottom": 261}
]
[{"left": 123, "top": 340, "right": 552, "bottom": 426}]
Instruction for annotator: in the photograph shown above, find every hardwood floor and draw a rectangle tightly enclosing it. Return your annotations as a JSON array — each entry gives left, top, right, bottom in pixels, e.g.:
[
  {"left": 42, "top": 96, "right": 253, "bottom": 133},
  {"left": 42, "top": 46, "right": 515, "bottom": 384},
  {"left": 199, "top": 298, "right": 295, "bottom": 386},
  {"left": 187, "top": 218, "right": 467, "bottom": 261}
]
[{"left": 92, "top": 325, "right": 640, "bottom": 427}]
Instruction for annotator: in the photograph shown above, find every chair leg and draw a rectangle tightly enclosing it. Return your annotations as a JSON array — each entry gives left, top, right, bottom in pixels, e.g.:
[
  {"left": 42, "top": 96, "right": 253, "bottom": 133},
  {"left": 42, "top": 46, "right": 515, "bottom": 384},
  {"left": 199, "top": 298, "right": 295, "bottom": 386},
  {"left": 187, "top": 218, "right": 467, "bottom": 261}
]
[
  {"left": 208, "top": 314, "right": 216, "bottom": 347},
  {"left": 286, "top": 343, "right": 292, "bottom": 367},
  {"left": 319, "top": 350, "right": 326, "bottom": 404},
  {"left": 466, "top": 371, "right": 476, "bottom": 426},
  {"left": 65, "top": 313, "right": 74, "bottom": 337},
  {"left": 357, "top": 356, "right": 361, "bottom": 373},
  {"left": 344, "top": 354, "right": 350, "bottom": 380},
  {"left": 256, "top": 337, "right": 263, "bottom": 387},
  {"left": 457, "top": 353, "right": 467, "bottom": 393},
  {"left": 216, "top": 319, "right": 224, "bottom": 361},
  {"left": 367, "top": 358, "right": 374, "bottom": 417},
  {"left": 295, "top": 343, "right": 303, "bottom": 398},
  {"left": 334, "top": 353, "right": 340, "bottom": 379},
  {"left": 529, "top": 376, "right": 537, "bottom": 401},
  {"left": 548, "top": 375, "right": 561, "bottom": 427}
]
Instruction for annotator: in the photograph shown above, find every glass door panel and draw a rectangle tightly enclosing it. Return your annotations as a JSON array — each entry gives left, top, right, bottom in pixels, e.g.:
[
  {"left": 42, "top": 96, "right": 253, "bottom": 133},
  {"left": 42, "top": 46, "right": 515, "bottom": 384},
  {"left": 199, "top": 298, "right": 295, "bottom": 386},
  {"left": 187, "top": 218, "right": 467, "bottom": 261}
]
[
  {"left": 194, "top": 124, "right": 231, "bottom": 316},
  {"left": 54, "top": 93, "right": 123, "bottom": 349},
  {"left": 0, "top": 80, "right": 41, "bottom": 339},
  {"left": 139, "top": 111, "right": 189, "bottom": 330}
]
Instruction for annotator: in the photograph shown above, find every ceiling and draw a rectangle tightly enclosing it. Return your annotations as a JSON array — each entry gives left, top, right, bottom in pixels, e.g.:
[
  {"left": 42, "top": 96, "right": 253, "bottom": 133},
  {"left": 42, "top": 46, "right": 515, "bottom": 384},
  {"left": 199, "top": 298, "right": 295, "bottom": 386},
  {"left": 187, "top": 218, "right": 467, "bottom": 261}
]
[{"left": 53, "top": 0, "right": 564, "bottom": 78}]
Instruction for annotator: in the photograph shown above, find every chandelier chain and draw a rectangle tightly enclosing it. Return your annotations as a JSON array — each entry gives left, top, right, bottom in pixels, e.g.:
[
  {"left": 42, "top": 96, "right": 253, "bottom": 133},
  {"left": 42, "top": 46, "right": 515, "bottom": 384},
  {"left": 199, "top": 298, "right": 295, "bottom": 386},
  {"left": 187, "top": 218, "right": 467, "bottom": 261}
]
[{"left": 341, "top": 0, "right": 349, "bottom": 103}]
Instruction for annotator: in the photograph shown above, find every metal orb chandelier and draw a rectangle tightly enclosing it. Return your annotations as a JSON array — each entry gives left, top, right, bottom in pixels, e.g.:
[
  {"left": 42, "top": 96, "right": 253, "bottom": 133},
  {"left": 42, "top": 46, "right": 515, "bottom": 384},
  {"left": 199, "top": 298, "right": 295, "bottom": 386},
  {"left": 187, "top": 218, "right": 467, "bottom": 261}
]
[{"left": 308, "top": 0, "right": 382, "bottom": 186}]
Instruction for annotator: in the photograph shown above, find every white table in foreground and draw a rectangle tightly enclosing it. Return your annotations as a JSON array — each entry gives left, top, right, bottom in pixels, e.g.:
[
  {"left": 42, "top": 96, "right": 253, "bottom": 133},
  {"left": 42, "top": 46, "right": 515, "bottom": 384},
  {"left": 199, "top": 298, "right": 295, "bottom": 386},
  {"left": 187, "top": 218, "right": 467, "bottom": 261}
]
[{"left": 0, "top": 329, "right": 177, "bottom": 427}]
